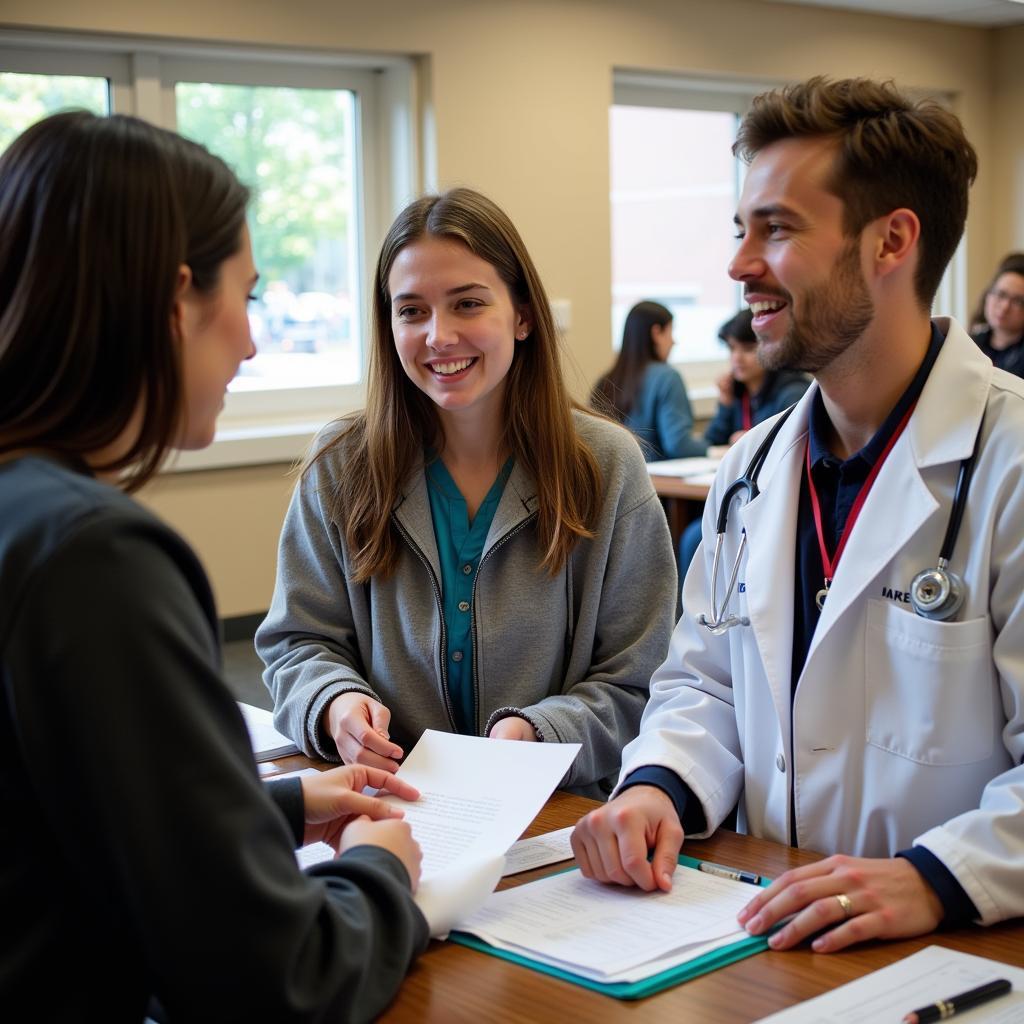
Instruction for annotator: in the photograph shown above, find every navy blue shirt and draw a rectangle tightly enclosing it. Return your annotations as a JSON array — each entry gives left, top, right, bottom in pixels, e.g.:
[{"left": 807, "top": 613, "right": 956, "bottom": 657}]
[{"left": 623, "top": 324, "right": 978, "bottom": 924}]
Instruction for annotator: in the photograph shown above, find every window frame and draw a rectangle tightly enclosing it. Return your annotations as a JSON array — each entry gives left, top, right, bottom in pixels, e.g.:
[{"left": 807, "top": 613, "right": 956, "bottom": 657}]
[
  {"left": 610, "top": 70, "right": 966, "bottom": 413},
  {"left": 0, "top": 28, "right": 421, "bottom": 471}
]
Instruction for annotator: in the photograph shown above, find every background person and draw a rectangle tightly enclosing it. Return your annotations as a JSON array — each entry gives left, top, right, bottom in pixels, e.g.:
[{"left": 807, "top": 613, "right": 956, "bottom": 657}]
[
  {"left": 703, "top": 308, "right": 810, "bottom": 446},
  {"left": 969, "top": 253, "right": 1024, "bottom": 377},
  {"left": 591, "top": 300, "right": 707, "bottom": 460},
  {"left": 573, "top": 76, "right": 1024, "bottom": 953},
  {"left": 679, "top": 309, "right": 811, "bottom": 576},
  {"left": 0, "top": 112, "right": 427, "bottom": 1019},
  {"left": 258, "top": 188, "right": 676, "bottom": 799}
]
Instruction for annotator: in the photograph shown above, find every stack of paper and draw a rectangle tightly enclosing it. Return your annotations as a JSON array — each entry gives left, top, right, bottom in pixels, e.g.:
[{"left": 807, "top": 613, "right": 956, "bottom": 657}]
[
  {"left": 647, "top": 456, "right": 722, "bottom": 480},
  {"left": 238, "top": 702, "right": 299, "bottom": 761},
  {"left": 456, "top": 861, "right": 757, "bottom": 985}
]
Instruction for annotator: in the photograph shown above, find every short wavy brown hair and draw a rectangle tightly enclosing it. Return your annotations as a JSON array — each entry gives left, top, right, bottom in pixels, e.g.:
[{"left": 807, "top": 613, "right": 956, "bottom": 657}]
[{"left": 734, "top": 77, "right": 977, "bottom": 309}]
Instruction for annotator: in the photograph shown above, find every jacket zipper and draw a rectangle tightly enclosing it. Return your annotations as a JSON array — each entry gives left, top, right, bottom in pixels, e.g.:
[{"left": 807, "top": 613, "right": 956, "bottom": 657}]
[
  {"left": 470, "top": 511, "right": 539, "bottom": 733},
  {"left": 392, "top": 514, "right": 459, "bottom": 732}
]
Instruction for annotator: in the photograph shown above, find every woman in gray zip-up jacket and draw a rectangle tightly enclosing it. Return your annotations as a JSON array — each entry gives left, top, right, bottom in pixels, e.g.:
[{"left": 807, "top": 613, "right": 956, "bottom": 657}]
[{"left": 257, "top": 189, "right": 677, "bottom": 799}]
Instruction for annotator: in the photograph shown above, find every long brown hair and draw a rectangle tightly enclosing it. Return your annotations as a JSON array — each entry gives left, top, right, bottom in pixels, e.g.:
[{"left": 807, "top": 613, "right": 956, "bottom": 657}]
[
  {"left": 734, "top": 77, "right": 977, "bottom": 310},
  {"left": 0, "top": 111, "right": 249, "bottom": 489},
  {"left": 312, "top": 187, "right": 602, "bottom": 581},
  {"left": 591, "top": 300, "right": 672, "bottom": 419}
]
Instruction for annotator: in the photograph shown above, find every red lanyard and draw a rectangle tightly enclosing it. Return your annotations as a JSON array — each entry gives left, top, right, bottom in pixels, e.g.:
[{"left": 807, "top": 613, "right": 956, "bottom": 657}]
[
  {"left": 741, "top": 392, "right": 752, "bottom": 432},
  {"left": 806, "top": 401, "right": 916, "bottom": 608}
]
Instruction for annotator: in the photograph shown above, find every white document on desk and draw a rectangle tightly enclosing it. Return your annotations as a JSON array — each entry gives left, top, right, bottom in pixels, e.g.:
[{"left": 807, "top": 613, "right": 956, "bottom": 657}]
[
  {"left": 502, "top": 826, "right": 574, "bottom": 876},
  {"left": 457, "top": 861, "right": 754, "bottom": 983},
  {"left": 238, "top": 702, "right": 299, "bottom": 761},
  {"left": 754, "top": 945, "right": 1024, "bottom": 1023}
]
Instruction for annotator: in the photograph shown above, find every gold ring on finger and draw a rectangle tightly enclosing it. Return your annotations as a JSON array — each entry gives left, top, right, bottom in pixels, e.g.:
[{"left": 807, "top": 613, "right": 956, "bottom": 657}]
[{"left": 834, "top": 893, "right": 853, "bottom": 919}]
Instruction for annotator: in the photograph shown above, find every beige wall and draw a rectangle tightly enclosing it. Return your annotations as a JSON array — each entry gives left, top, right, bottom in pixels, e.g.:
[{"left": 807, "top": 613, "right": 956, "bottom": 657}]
[
  {"left": 993, "top": 24, "right": 1024, "bottom": 259},
  {"left": 3, "top": 0, "right": 1017, "bottom": 615}
]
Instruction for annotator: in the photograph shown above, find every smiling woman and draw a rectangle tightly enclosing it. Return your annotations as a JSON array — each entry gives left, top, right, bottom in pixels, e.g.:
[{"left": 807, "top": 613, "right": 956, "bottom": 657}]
[{"left": 257, "top": 187, "right": 678, "bottom": 797}]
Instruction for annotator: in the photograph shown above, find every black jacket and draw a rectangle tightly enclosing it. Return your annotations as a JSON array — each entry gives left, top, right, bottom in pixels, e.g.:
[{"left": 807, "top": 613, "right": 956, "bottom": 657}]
[{"left": 0, "top": 456, "right": 427, "bottom": 1022}]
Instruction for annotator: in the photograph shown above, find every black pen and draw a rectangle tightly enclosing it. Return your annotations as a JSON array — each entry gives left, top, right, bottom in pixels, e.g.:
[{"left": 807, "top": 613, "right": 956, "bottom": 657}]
[
  {"left": 696, "top": 860, "right": 762, "bottom": 886},
  {"left": 902, "top": 978, "right": 1012, "bottom": 1024}
]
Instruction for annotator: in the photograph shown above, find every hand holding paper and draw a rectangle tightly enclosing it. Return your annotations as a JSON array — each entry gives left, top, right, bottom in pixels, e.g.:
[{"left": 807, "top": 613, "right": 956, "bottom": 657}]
[{"left": 380, "top": 730, "right": 580, "bottom": 936}]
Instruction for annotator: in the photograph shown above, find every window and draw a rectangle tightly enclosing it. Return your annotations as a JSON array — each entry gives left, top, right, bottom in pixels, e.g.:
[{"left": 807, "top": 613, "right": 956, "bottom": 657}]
[
  {"left": 0, "top": 71, "right": 110, "bottom": 148},
  {"left": 610, "top": 75, "right": 768, "bottom": 400},
  {"left": 0, "top": 31, "right": 419, "bottom": 470},
  {"left": 610, "top": 73, "right": 965, "bottom": 402}
]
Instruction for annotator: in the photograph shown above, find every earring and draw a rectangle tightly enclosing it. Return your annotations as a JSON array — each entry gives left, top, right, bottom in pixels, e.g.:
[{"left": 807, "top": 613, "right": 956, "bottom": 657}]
[{"left": 516, "top": 330, "right": 528, "bottom": 340}]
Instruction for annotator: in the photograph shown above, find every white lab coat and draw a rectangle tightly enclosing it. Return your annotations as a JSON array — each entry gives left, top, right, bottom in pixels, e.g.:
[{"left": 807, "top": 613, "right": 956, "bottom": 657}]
[{"left": 620, "top": 319, "right": 1024, "bottom": 924}]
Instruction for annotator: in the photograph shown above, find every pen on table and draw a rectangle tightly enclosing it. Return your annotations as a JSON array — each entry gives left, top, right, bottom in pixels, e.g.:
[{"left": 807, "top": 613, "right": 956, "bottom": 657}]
[
  {"left": 697, "top": 861, "right": 762, "bottom": 886},
  {"left": 902, "top": 978, "right": 1012, "bottom": 1024}
]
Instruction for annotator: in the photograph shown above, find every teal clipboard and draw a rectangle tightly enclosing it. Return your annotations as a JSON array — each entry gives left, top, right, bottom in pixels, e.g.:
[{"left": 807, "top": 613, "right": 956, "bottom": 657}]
[{"left": 449, "top": 853, "right": 771, "bottom": 1000}]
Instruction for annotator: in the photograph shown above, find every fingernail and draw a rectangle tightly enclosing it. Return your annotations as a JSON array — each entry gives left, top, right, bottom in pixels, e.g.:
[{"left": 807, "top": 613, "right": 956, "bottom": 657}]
[
  {"left": 746, "top": 914, "right": 764, "bottom": 934},
  {"left": 768, "top": 932, "right": 784, "bottom": 949},
  {"left": 812, "top": 937, "right": 825, "bottom": 952},
  {"left": 737, "top": 907, "right": 751, "bottom": 923}
]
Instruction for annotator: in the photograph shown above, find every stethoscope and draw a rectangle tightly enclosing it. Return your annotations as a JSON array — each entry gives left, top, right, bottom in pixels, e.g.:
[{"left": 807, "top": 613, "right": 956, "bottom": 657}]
[{"left": 697, "top": 406, "right": 985, "bottom": 635}]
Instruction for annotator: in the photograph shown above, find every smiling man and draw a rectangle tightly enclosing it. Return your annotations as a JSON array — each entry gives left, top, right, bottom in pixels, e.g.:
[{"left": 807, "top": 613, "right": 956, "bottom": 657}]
[{"left": 573, "top": 77, "right": 1024, "bottom": 951}]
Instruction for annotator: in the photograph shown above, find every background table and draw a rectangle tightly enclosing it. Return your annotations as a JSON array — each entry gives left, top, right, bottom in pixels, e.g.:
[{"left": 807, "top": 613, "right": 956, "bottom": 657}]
[{"left": 649, "top": 473, "right": 710, "bottom": 551}]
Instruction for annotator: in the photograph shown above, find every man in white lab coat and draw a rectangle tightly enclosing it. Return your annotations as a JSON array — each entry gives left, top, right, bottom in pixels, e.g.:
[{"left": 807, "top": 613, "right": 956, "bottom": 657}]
[{"left": 573, "top": 76, "right": 1024, "bottom": 951}]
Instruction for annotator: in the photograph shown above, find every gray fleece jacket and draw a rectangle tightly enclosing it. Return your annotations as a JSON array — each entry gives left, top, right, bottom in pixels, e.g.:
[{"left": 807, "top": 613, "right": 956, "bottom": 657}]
[{"left": 257, "top": 411, "right": 677, "bottom": 797}]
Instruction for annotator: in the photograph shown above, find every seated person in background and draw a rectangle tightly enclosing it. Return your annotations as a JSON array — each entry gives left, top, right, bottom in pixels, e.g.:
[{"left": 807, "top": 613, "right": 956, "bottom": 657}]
[
  {"left": 679, "top": 310, "right": 810, "bottom": 575},
  {"left": 574, "top": 76, "right": 1024, "bottom": 953},
  {"left": 592, "top": 300, "right": 707, "bottom": 460},
  {"left": 704, "top": 309, "right": 810, "bottom": 446},
  {"left": 257, "top": 188, "right": 677, "bottom": 800},
  {"left": 969, "top": 253, "right": 1024, "bottom": 377},
  {"left": 0, "top": 112, "right": 426, "bottom": 1020}
]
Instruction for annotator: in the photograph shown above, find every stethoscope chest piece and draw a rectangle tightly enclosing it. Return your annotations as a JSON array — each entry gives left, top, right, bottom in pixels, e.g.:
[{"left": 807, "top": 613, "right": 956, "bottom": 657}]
[{"left": 909, "top": 563, "right": 964, "bottom": 621}]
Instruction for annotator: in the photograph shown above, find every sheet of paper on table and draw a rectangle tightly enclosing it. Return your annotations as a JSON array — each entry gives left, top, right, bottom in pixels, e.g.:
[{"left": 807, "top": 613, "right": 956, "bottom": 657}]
[
  {"left": 295, "top": 822, "right": 575, "bottom": 876},
  {"left": 456, "top": 861, "right": 756, "bottom": 984},
  {"left": 753, "top": 945, "right": 1024, "bottom": 1023},
  {"left": 502, "top": 825, "right": 574, "bottom": 876},
  {"left": 647, "top": 456, "right": 722, "bottom": 479},
  {"left": 238, "top": 702, "right": 299, "bottom": 761}
]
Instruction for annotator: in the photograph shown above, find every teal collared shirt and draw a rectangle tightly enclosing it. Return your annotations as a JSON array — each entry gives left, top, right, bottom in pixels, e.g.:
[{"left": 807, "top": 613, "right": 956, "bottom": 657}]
[{"left": 425, "top": 454, "right": 515, "bottom": 734}]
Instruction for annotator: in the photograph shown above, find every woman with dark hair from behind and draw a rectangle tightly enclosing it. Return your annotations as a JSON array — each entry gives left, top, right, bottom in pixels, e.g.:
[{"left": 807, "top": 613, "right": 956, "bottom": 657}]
[
  {"left": 703, "top": 309, "right": 810, "bottom": 445},
  {"left": 969, "top": 253, "right": 1024, "bottom": 378},
  {"left": 0, "top": 111, "right": 427, "bottom": 1021},
  {"left": 592, "top": 300, "right": 707, "bottom": 460}
]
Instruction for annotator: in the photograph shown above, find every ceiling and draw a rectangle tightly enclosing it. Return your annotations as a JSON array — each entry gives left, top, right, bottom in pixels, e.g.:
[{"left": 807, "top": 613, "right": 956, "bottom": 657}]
[{"left": 756, "top": 0, "right": 1024, "bottom": 26}]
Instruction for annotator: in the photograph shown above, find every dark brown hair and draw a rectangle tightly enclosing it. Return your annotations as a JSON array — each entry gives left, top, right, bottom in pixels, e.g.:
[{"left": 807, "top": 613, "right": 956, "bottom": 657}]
[
  {"left": 734, "top": 77, "right": 978, "bottom": 309},
  {"left": 312, "top": 186, "right": 602, "bottom": 581},
  {"left": 0, "top": 111, "right": 249, "bottom": 488},
  {"left": 969, "top": 252, "right": 1024, "bottom": 330},
  {"left": 591, "top": 301, "right": 672, "bottom": 420},
  {"left": 718, "top": 308, "right": 756, "bottom": 345}
]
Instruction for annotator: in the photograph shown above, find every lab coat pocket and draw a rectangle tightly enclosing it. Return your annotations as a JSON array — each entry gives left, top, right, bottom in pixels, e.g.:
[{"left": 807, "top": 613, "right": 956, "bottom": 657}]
[{"left": 864, "top": 598, "right": 994, "bottom": 765}]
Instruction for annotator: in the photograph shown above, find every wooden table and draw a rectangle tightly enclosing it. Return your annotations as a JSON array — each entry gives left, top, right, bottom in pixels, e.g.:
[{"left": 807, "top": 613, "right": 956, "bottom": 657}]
[
  {"left": 648, "top": 473, "right": 710, "bottom": 552},
  {"left": 366, "top": 790, "right": 1024, "bottom": 1024}
]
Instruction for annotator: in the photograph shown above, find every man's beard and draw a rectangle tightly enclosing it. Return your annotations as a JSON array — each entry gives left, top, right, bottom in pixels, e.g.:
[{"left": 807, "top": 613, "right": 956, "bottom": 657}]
[{"left": 756, "top": 241, "right": 874, "bottom": 374}]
